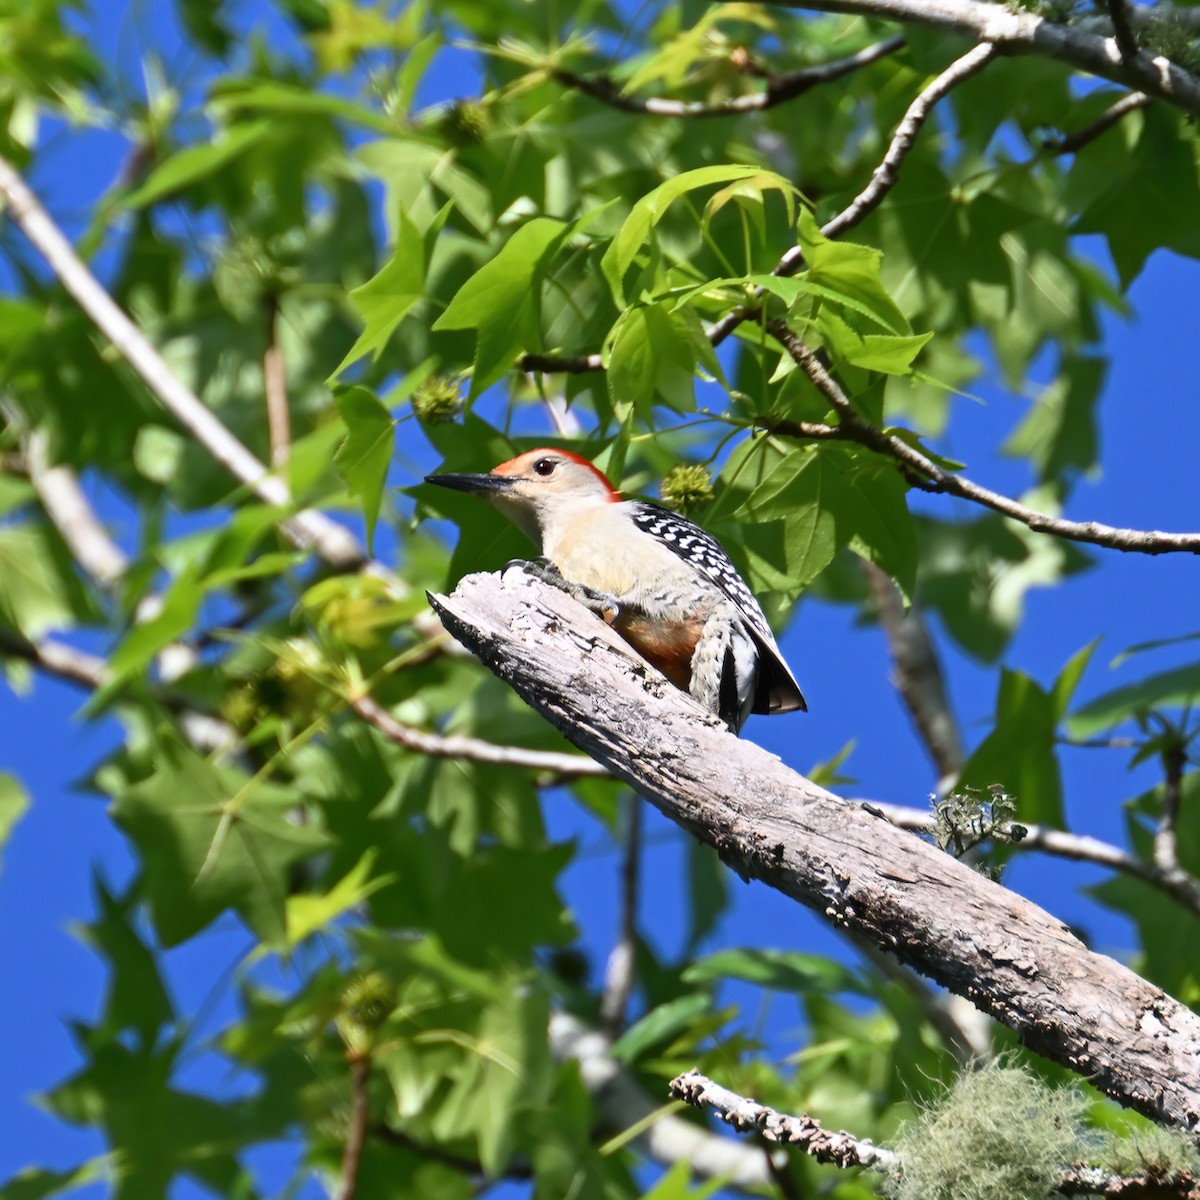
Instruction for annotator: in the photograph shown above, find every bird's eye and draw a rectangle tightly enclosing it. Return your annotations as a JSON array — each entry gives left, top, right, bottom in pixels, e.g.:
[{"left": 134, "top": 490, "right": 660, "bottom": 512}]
[{"left": 532, "top": 457, "right": 557, "bottom": 477}]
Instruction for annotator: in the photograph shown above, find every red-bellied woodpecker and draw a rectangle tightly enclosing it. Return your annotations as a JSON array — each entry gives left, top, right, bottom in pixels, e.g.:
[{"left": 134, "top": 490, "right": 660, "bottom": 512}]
[{"left": 426, "top": 448, "right": 806, "bottom": 733}]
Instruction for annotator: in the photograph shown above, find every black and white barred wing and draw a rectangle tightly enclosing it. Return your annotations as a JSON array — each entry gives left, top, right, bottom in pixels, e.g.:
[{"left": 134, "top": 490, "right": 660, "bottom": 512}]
[{"left": 630, "top": 503, "right": 806, "bottom": 715}]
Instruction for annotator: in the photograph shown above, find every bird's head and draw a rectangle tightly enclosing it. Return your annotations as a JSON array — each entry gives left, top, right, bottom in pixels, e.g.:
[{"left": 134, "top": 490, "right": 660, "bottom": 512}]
[{"left": 425, "top": 448, "right": 619, "bottom": 548}]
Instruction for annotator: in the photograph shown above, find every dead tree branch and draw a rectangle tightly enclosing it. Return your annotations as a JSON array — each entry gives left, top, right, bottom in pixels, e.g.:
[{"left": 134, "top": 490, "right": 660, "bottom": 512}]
[
  {"left": 348, "top": 692, "right": 609, "bottom": 778},
  {"left": 429, "top": 569, "right": 1200, "bottom": 1131}
]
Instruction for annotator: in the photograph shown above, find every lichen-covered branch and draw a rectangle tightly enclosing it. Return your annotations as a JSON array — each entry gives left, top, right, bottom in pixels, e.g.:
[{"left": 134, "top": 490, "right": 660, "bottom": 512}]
[{"left": 670, "top": 1069, "right": 898, "bottom": 1168}]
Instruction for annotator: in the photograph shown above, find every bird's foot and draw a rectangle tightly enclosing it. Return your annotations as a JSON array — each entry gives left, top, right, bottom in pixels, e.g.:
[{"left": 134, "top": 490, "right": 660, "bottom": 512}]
[{"left": 504, "top": 557, "right": 620, "bottom": 624}]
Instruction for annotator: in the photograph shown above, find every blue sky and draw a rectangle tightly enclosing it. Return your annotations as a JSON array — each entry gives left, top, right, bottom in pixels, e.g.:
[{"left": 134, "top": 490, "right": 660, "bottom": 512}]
[{"left": 3, "top": 1, "right": 1200, "bottom": 1195}]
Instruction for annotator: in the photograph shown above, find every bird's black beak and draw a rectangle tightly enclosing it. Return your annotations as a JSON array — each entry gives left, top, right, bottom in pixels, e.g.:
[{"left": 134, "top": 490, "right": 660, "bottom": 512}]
[{"left": 425, "top": 471, "right": 516, "bottom": 496}]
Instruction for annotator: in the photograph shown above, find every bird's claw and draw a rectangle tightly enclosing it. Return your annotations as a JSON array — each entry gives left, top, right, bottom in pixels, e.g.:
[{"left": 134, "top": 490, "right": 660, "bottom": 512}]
[{"left": 503, "top": 558, "right": 619, "bottom": 624}]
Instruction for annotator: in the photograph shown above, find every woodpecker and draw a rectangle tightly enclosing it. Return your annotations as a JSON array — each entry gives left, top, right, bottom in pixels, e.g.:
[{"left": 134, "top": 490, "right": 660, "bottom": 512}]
[{"left": 426, "top": 448, "right": 806, "bottom": 733}]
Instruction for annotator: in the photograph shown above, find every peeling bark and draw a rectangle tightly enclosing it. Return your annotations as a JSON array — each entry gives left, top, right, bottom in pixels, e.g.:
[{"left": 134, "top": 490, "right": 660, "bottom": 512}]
[{"left": 429, "top": 570, "right": 1200, "bottom": 1131}]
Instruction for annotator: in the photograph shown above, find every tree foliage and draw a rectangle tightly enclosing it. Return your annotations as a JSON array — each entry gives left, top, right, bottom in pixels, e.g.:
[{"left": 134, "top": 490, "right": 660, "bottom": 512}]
[{"left": 2, "top": 0, "right": 1200, "bottom": 1197}]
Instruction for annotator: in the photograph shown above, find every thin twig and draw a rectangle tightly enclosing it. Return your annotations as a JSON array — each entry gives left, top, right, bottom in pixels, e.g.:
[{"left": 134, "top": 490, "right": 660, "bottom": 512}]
[
  {"left": 670, "top": 1069, "right": 898, "bottom": 1169},
  {"left": 0, "top": 629, "right": 107, "bottom": 689},
  {"left": 335, "top": 1057, "right": 371, "bottom": 1200},
  {"left": 1106, "top": 0, "right": 1139, "bottom": 64},
  {"left": 599, "top": 793, "right": 642, "bottom": 1036},
  {"left": 1041, "top": 91, "right": 1150, "bottom": 156},
  {"left": 554, "top": 36, "right": 904, "bottom": 118},
  {"left": 869, "top": 797, "right": 1200, "bottom": 916},
  {"left": 262, "top": 295, "right": 292, "bottom": 475},
  {"left": 764, "top": 320, "right": 1200, "bottom": 556},
  {"left": 810, "top": 41, "right": 997, "bottom": 246},
  {"left": 349, "top": 692, "right": 610, "bottom": 778},
  {"left": 0, "top": 154, "right": 364, "bottom": 571}
]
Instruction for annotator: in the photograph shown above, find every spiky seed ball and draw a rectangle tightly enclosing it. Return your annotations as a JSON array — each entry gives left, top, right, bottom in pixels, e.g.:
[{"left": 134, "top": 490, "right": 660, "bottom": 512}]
[
  {"left": 660, "top": 463, "right": 715, "bottom": 513},
  {"left": 442, "top": 99, "right": 490, "bottom": 145},
  {"left": 413, "top": 376, "right": 463, "bottom": 425}
]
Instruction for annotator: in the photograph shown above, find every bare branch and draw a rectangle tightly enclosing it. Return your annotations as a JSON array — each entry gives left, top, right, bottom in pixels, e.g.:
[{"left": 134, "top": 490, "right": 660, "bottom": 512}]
[
  {"left": 430, "top": 570, "right": 1200, "bottom": 1128},
  {"left": 518, "top": 349, "right": 603, "bottom": 375},
  {"left": 1041, "top": 91, "right": 1151, "bottom": 155},
  {"left": 262, "top": 296, "right": 292, "bottom": 475},
  {"left": 764, "top": 321, "right": 1200, "bottom": 556},
  {"left": 553, "top": 36, "right": 904, "bottom": 118},
  {"left": 0, "top": 628, "right": 106, "bottom": 690},
  {"left": 599, "top": 794, "right": 642, "bottom": 1036},
  {"left": 812, "top": 41, "right": 997, "bottom": 247},
  {"left": 334, "top": 1058, "right": 370, "bottom": 1200},
  {"left": 24, "top": 429, "right": 129, "bottom": 589},
  {"left": 670, "top": 1068, "right": 898, "bottom": 1169},
  {"left": 348, "top": 691, "right": 610, "bottom": 778},
  {"left": 762, "top": 0, "right": 1200, "bottom": 120},
  {"left": 0, "top": 154, "right": 365, "bottom": 571}
]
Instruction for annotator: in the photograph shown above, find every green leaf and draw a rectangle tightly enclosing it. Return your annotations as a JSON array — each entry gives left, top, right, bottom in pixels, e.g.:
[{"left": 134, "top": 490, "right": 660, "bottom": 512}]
[
  {"left": 605, "top": 302, "right": 713, "bottom": 417},
  {"left": 797, "top": 209, "right": 911, "bottom": 334},
  {"left": 917, "top": 514, "right": 1091, "bottom": 662},
  {"left": 682, "top": 948, "right": 863, "bottom": 993},
  {"left": 123, "top": 121, "right": 273, "bottom": 207},
  {"left": 685, "top": 841, "right": 727, "bottom": 953},
  {"left": 723, "top": 448, "right": 837, "bottom": 595},
  {"left": 601, "top": 165, "right": 790, "bottom": 306},
  {"left": 1068, "top": 662, "right": 1200, "bottom": 738},
  {"left": 0, "top": 522, "right": 101, "bottom": 639},
  {"left": 109, "top": 735, "right": 328, "bottom": 947},
  {"left": 610, "top": 993, "right": 711, "bottom": 1064},
  {"left": 211, "top": 77, "right": 398, "bottom": 134},
  {"left": 335, "top": 207, "right": 432, "bottom": 372},
  {"left": 1003, "top": 354, "right": 1104, "bottom": 482},
  {"left": 271, "top": 851, "right": 393, "bottom": 956},
  {"left": 334, "top": 386, "right": 395, "bottom": 551},
  {"left": 73, "top": 879, "right": 173, "bottom": 1047},
  {"left": 957, "top": 668, "right": 1063, "bottom": 828},
  {"left": 1091, "top": 772, "right": 1200, "bottom": 1000},
  {"left": 0, "top": 1161, "right": 107, "bottom": 1200},
  {"left": 1051, "top": 641, "right": 1097, "bottom": 719},
  {"left": 0, "top": 772, "right": 28, "bottom": 878},
  {"left": 433, "top": 216, "right": 568, "bottom": 397},
  {"left": 723, "top": 444, "right": 915, "bottom": 598},
  {"left": 639, "top": 1160, "right": 724, "bottom": 1200}
]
